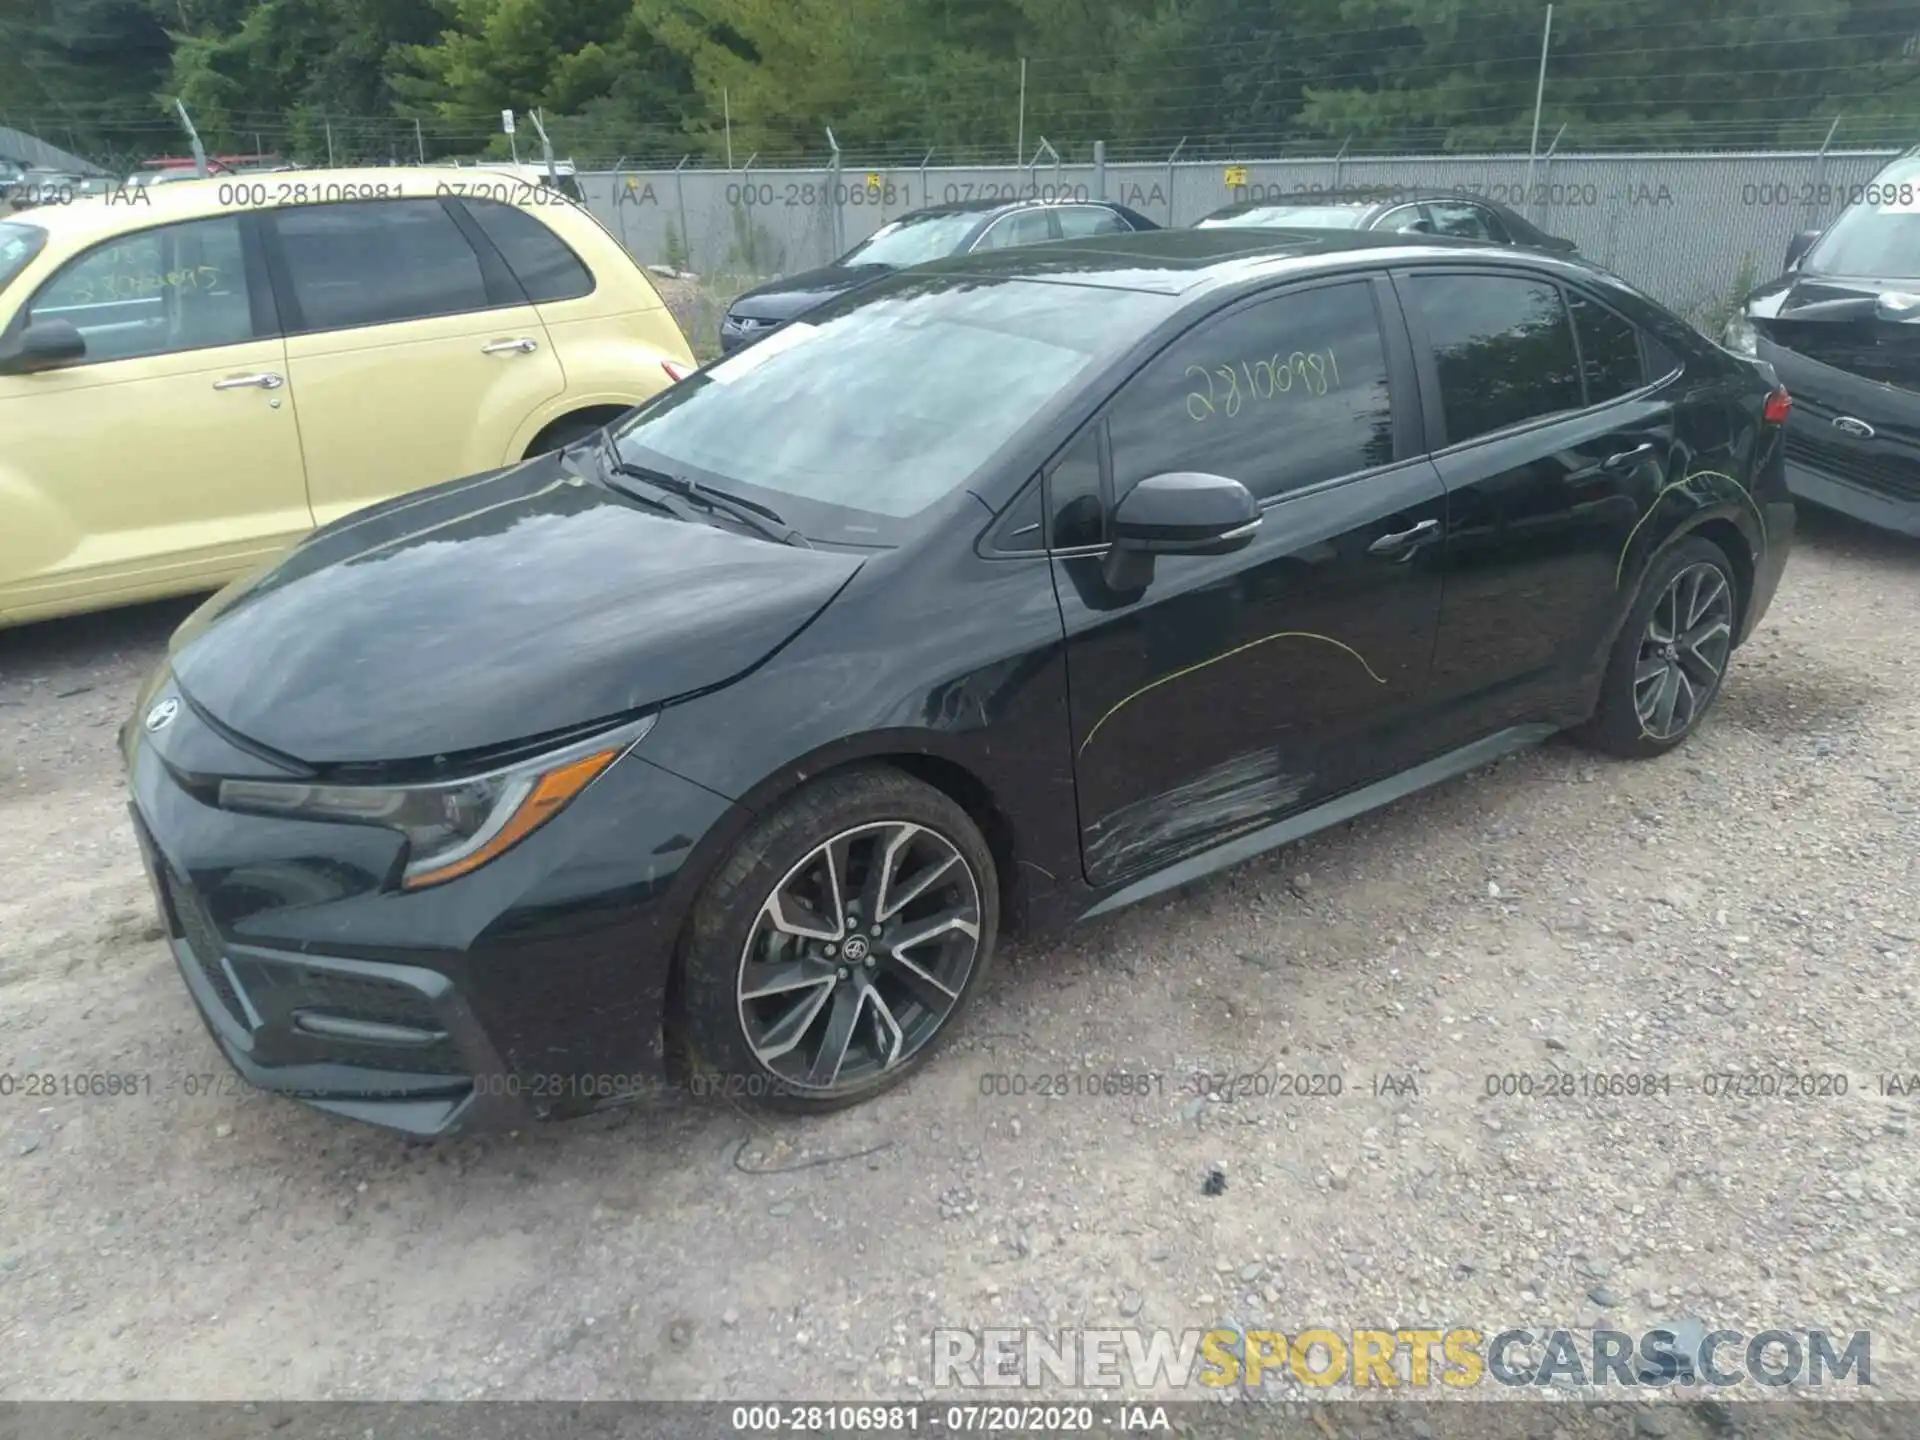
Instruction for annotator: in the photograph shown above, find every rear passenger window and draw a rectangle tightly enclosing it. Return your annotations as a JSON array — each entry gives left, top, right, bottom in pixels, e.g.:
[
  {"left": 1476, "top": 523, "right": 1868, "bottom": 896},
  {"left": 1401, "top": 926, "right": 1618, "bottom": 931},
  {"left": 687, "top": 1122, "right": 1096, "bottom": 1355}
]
[
  {"left": 1408, "top": 274, "right": 1582, "bottom": 444},
  {"left": 1569, "top": 290, "right": 1644, "bottom": 403},
  {"left": 973, "top": 211, "right": 1055, "bottom": 250},
  {"left": 1056, "top": 207, "right": 1130, "bottom": 239},
  {"left": 272, "top": 200, "right": 493, "bottom": 332},
  {"left": 462, "top": 198, "right": 593, "bottom": 302}
]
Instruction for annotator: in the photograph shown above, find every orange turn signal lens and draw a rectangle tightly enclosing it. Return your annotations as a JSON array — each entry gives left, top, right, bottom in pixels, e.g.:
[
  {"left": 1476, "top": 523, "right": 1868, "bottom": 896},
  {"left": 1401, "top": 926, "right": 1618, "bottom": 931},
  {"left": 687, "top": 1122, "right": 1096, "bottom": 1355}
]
[{"left": 399, "top": 748, "right": 620, "bottom": 890}]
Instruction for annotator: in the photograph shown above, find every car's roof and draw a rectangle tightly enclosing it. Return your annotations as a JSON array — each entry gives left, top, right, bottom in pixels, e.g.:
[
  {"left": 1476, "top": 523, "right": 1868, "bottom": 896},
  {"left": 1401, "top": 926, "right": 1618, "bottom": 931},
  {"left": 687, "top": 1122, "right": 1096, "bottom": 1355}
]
[
  {"left": 914, "top": 225, "right": 1546, "bottom": 295},
  {"left": 1201, "top": 186, "right": 1495, "bottom": 220},
  {"left": 899, "top": 196, "right": 1128, "bottom": 220},
  {"left": 3, "top": 165, "right": 576, "bottom": 247}
]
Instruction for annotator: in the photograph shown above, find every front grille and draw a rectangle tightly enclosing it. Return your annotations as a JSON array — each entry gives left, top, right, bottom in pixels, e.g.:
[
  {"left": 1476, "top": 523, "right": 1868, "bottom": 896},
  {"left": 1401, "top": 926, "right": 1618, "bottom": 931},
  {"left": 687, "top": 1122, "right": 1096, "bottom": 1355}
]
[
  {"left": 1785, "top": 429, "right": 1920, "bottom": 502},
  {"left": 160, "top": 867, "right": 248, "bottom": 1026}
]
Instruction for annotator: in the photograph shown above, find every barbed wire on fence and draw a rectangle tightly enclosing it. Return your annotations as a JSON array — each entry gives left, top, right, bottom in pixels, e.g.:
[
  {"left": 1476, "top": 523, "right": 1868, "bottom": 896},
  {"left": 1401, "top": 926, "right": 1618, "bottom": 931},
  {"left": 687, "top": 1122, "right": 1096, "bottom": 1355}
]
[{"left": 10, "top": 0, "right": 1920, "bottom": 175}]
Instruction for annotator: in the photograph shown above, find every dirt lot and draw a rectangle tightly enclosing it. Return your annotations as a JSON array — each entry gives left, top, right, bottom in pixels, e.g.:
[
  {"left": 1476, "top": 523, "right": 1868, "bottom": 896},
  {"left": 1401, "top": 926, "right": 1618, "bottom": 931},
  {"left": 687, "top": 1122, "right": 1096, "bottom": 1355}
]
[{"left": 1, "top": 511, "right": 1917, "bottom": 1417}]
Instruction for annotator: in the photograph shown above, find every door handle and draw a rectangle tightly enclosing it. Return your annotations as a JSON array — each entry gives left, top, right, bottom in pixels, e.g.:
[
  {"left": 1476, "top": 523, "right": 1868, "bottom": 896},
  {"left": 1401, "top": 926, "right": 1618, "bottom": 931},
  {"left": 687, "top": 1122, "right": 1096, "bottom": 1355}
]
[
  {"left": 1367, "top": 517, "right": 1441, "bottom": 555},
  {"left": 1601, "top": 442, "right": 1657, "bottom": 474},
  {"left": 212, "top": 372, "right": 283, "bottom": 390},
  {"left": 481, "top": 338, "right": 538, "bottom": 355}
]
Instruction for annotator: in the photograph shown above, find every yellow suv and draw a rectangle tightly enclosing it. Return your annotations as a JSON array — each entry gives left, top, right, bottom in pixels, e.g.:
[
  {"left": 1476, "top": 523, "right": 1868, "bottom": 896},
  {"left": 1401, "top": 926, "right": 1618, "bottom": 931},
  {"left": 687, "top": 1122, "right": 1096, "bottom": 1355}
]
[{"left": 0, "top": 165, "right": 696, "bottom": 626}]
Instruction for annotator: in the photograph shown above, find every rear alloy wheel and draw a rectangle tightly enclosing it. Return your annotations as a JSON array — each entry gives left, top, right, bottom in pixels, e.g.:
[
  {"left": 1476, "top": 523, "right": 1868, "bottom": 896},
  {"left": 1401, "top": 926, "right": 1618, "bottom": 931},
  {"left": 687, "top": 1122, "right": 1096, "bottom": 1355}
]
[
  {"left": 1633, "top": 561, "right": 1734, "bottom": 742},
  {"left": 676, "top": 767, "right": 998, "bottom": 1112},
  {"left": 1575, "top": 536, "right": 1739, "bottom": 759}
]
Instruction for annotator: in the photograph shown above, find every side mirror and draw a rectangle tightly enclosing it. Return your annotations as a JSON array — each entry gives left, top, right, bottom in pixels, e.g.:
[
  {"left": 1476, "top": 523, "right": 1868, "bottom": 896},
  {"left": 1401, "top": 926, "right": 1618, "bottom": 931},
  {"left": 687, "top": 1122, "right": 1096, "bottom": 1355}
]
[
  {"left": 1104, "top": 471, "right": 1259, "bottom": 588},
  {"left": 1785, "top": 229, "right": 1820, "bottom": 272},
  {"left": 0, "top": 318, "right": 85, "bottom": 374}
]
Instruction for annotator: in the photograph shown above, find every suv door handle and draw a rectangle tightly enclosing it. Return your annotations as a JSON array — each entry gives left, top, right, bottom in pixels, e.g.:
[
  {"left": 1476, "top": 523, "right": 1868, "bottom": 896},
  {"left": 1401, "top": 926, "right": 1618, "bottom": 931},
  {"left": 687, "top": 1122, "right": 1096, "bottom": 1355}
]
[
  {"left": 1367, "top": 517, "right": 1441, "bottom": 555},
  {"left": 481, "top": 338, "right": 538, "bottom": 355},
  {"left": 212, "top": 372, "right": 283, "bottom": 390},
  {"left": 1601, "top": 442, "right": 1657, "bottom": 474}
]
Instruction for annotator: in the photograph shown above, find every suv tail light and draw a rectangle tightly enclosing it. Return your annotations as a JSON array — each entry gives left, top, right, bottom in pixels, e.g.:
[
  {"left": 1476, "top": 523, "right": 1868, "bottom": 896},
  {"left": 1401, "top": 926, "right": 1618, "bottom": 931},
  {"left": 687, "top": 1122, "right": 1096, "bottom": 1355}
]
[
  {"left": 662, "top": 360, "right": 693, "bottom": 383},
  {"left": 1762, "top": 388, "right": 1791, "bottom": 425}
]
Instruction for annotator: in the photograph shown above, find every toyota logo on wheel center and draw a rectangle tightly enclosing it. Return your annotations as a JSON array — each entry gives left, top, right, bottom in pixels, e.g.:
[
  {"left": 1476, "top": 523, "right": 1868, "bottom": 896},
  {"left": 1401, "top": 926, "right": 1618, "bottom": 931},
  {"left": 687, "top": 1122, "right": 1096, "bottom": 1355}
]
[{"left": 841, "top": 934, "right": 871, "bottom": 963}]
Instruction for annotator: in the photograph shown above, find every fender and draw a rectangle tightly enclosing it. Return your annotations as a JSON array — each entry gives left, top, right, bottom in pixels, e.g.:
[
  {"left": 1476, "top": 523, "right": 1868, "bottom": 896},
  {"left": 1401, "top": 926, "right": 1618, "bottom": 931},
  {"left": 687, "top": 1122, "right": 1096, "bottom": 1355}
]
[
  {"left": 1612, "top": 466, "right": 1768, "bottom": 595},
  {"left": 499, "top": 373, "right": 665, "bottom": 463},
  {"left": 1590, "top": 469, "right": 1768, "bottom": 685}
]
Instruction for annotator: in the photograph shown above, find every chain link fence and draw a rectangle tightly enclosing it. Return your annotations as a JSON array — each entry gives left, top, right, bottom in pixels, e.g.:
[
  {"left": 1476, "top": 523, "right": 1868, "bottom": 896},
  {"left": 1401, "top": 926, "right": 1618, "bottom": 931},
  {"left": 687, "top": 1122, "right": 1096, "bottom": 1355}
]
[{"left": 580, "top": 146, "right": 1907, "bottom": 333}]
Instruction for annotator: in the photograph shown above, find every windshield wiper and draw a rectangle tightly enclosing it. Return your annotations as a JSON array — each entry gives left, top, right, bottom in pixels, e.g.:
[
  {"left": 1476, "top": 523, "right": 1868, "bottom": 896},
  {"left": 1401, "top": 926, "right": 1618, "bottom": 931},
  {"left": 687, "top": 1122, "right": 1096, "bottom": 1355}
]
[{"left": 599, "top": 444, "right": 811, "bottom": 549}]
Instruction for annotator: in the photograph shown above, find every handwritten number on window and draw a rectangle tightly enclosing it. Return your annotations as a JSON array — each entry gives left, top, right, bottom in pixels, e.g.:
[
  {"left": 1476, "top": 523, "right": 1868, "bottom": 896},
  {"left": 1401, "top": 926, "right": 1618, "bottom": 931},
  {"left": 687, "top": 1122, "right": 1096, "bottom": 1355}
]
[
  {"left": 1184, "top": 364, "right": 1215, "bottom": 421},
  {"left": 1185, "top": 348, "right": 1341, "bottom": 421}
]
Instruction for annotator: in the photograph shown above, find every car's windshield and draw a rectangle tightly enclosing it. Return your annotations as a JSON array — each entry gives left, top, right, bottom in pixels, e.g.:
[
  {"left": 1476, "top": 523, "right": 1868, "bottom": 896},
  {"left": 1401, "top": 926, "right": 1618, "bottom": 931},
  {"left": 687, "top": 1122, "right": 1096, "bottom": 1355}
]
[
  {"left": 1802, "top": 162, "right": 1920, "bottom": 279},
  {"left": 0, "top": 222, "right": 47, "bottom": 297},
  {"left": 839, "top": 211, "right": 985, "bottom": 267},
  {"left": 610, "top": 276, "right": 1171, "bottom": 545},
  {"left": 1196, "top": 205, "right": 1367, "bottom": 229}
]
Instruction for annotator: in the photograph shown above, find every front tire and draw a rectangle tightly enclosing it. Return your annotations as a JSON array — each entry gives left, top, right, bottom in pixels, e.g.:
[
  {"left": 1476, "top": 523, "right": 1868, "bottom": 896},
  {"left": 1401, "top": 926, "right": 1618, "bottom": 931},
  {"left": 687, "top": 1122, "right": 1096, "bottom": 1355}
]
[
  {"left": 1575, "top": 536, "right": 1739, "bottom": 759},
  {"left": 675, "top": 767, "right": 999, "bottom": 1113}
]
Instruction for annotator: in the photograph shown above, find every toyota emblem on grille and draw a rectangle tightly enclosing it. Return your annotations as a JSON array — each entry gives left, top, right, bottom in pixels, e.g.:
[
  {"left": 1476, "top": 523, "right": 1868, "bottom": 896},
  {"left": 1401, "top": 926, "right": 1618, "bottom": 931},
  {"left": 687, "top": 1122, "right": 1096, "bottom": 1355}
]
[
  {"left": 144, "top": 698, "right": 179, "bottom": 732},
  {"left": 1833, "top": 415, "right": 1876, "bottom": 440}
]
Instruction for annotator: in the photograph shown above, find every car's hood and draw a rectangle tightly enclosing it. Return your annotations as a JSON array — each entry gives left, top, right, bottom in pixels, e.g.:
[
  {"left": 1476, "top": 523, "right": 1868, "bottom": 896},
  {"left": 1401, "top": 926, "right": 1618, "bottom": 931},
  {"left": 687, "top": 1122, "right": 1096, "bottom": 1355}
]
[
  {"left": 1744, "top": 271, "right": 1920, "bottom": 322},
  {"left": 1745, "top": 271, "right": 1920, "bottom": 388},
  {"left": 167, "top": 455, "right": 865, "bottom": 767},
  {"left": 728, "top": 263, "right": 892, "bottom": 322}
]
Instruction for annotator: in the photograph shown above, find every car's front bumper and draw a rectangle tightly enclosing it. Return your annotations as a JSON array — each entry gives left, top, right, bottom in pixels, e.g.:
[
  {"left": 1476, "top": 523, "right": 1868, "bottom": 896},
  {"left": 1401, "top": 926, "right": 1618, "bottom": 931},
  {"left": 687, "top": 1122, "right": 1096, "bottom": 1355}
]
[
  {"left": 124, "top": 682, "right": 743, "bottom": 1137},
  {"left": 1760, "top": 337, "right": 1920, "bottom": 538},
  {"left": 1784, "top": 459, "right": 1920, "bottom": 538}
]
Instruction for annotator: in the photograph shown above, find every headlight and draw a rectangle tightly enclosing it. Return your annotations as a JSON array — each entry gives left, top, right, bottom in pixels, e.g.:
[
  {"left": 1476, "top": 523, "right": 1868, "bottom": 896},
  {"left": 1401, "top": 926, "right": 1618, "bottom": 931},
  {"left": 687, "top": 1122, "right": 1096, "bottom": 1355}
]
[
  {"left": 217, "top": 714, "right": 655, "bottom": 890},
  {"left": 1875, "top": 291, "right": 1920, "bottom": 322},
  {"left": 1722, "top": 313, "right": 1758, "bottom": 358}
]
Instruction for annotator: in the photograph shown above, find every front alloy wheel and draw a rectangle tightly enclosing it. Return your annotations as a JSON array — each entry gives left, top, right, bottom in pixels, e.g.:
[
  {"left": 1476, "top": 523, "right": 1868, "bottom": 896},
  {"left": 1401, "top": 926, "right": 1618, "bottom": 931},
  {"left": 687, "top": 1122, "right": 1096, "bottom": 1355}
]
[
  {"left": 675, "top": 766, "right": 1000, "bottom": 1112},
  {"left": 1634, "top": 561, "right": 1733, "bottom": 742},
  {"left": 739, "top": 822, "right": 982, "bottom": 1094}
]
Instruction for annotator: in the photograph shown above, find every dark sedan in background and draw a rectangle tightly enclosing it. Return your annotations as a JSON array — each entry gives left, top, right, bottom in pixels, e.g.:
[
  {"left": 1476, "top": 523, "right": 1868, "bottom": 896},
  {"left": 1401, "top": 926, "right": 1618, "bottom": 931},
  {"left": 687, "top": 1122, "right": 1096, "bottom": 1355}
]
[
  {"left": 1726, "top": 154, "right": 1920, "bottom": 537},
  {"left": 1196, "top": 186, "right": 1577, "bottom": 254},
  {"left": 718, "top": 196, "right": 1159, "bottom": 352},
  {"left": 124, "top": 228, "right": 1791, "bottom": 1138}
]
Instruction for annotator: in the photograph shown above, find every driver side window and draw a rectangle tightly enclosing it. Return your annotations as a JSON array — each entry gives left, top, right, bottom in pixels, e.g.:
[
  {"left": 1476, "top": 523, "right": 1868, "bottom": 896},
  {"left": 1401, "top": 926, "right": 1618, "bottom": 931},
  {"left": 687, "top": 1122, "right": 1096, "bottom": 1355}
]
[
  {"left": 1103, "top": 282, "right": 1398, "bottom": 506},
  {"left": 28, "top": 216, "right": 252, "bottom": 364}
]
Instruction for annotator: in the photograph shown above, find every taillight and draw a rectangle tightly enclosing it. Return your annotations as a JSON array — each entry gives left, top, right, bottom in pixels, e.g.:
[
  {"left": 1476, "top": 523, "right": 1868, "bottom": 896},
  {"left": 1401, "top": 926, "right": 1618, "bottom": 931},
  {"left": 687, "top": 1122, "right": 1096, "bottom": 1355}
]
[
  {"left": 662, "top": 360, "right": 693, "bottom": 382},
  {"left": 1763, "top": 388, "right": 1791, "bottom": 425}
]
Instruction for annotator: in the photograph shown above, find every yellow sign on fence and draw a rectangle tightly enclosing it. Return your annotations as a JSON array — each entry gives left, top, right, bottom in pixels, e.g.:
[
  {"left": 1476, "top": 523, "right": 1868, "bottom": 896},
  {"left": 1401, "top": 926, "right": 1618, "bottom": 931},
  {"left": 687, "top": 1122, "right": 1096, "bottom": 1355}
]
[{"left": 1224, "top": 165, "right": 1249, "bottom": 188}]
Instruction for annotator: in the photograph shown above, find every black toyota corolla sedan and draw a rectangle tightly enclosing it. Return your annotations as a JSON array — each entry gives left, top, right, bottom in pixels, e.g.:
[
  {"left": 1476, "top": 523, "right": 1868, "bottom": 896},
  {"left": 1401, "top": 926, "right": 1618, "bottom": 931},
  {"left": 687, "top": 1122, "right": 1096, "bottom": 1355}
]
[
  {"left": 1725, "top": 153, "right": 1920, "bottom": 537},
  {"left": 124, "top": 228, "right": 1794, "bottom": 1137},
  {"left": 718, "top": 196, "right": 1159, "bottom": 352}
]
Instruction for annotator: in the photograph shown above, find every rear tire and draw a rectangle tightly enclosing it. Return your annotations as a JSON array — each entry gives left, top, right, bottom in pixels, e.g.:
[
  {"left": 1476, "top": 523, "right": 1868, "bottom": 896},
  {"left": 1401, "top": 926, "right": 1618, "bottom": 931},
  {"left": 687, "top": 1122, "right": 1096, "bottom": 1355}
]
[
  {"left": 674, "top": 767, "right": 999, "bottom": 1114},
  {"left": 1574, "top": 536, "right": 1739, "bottom": 759}
]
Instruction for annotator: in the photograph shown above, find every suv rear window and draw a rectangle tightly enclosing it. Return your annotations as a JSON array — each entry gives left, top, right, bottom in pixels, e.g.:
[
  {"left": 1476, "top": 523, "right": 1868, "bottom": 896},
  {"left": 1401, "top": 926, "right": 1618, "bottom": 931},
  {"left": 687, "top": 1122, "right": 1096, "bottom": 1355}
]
[{"left": 461, "top": 198, "right": 593, "bottom": 303}]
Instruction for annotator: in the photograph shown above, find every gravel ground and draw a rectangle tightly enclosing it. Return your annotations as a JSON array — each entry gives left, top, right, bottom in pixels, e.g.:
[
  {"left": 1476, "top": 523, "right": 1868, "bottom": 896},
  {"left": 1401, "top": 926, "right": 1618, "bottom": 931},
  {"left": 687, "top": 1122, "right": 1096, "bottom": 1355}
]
[{"left": 1, "top": 510, "right": 1916, "bottom": 1421}]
